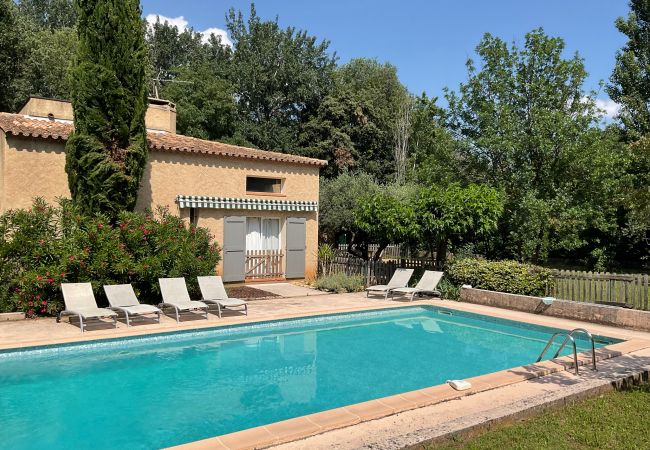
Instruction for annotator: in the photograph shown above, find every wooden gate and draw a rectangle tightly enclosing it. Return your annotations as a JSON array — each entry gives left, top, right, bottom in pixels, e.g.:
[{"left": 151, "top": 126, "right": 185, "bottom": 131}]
[{"left": 245, "top": 250, "right": 284, "bottom": 280}]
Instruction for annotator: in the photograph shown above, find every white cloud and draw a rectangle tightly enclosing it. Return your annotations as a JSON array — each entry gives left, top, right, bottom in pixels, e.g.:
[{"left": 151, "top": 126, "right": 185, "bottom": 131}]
[
  {"left": 145, "top": 14, "right": 232, "bottom": 48},
  {"left": 200, "top": 27, "right": 233, "bottom": 47},
  {"left": 595, "top": 98, "right": 620, "bottom": 119},
  {"left": 145, "top": 14, "right": 188, "bottom": 31}
]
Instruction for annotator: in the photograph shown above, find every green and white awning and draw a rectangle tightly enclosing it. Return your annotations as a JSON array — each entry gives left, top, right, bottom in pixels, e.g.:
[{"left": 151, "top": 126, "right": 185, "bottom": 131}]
[{"left": 176, "top": 195, "right": 318, "bottom": 212}]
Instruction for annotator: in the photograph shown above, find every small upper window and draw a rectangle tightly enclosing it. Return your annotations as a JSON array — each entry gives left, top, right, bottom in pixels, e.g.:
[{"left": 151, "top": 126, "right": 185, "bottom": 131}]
[{"left": 246, "top": 177, "right": 282, "bottom": 194}]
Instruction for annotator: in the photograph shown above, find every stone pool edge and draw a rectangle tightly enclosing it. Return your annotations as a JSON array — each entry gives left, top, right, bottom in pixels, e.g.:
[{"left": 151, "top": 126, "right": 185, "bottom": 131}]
[{"left": 166, "top": 338, "right": 650, "bottom": 450}]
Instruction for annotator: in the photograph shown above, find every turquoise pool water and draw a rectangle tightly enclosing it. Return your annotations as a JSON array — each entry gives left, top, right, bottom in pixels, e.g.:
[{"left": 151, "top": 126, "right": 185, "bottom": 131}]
[{"left": 0, "top": 306, "right": 618, "bottom": 449}]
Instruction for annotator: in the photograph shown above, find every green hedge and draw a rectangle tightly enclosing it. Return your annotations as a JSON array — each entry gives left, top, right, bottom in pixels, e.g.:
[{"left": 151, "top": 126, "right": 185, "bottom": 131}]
[
  {"left": 447, "top": 258, "right": 553, "bottom": 297},
  {"left": 313, "top": 273, "right": 365, "bottom": 293},
  {"left": 0, "top": 199, "right": 221, "bottom": 316}
]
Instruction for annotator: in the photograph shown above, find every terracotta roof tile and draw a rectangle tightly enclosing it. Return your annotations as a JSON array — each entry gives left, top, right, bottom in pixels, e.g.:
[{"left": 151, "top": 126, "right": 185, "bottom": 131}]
[{"left": 0, "top": 112, "right": 327, "bottom": 167}]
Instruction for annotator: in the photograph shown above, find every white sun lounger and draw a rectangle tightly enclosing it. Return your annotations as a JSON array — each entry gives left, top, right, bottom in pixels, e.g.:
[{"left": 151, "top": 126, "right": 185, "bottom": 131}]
[
  {"left": 58, "top": 282, "right": 117, "bottom": 333},
  {"left": 365, "top": 268, "right": 414, "bottom": 299},
  {"left": 158, "top": 277, "right": 209, "bottom": 322},
  {"left": 197, "top": 276, "right": 248, "bottom": 318},
  {"left": 391, "top": 270, "right": 444, "bottom": 301},
  {"left": 104, "top": 284, "right": 161, "bottom": 326}
]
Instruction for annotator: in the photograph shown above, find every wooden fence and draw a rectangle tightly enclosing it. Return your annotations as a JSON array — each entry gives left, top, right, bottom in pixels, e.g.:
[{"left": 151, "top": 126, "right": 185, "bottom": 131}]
[
  {"left": 337, "top": 244, "right": 413, "bottom": 260},
  {"left": 327, "top": 254, "right": 437, "bottom": 285},
  {"left": 245, "top": 250, "right": 283, "bottom": 280},
  {"left": 549, "top": 270, "right": 650, "bottom": 310}
]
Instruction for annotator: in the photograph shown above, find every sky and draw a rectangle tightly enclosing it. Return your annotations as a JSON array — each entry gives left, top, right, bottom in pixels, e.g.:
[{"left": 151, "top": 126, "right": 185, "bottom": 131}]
[{"left": 141, "top": 0, "right": 630, "bottom": 118}]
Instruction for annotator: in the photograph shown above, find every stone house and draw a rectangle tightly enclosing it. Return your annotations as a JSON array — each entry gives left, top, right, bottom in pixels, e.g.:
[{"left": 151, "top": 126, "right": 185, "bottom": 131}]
[{"left": 0, "top": 97, "right": 326, "bottom": 281}]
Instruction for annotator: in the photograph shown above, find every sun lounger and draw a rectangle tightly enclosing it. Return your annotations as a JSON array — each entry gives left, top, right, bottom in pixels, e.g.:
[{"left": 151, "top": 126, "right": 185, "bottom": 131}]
[
  {"left": 58, "top": 282, "right": 118, "bottom": 333},
  {"left": 103, "top": 284, "right": 161, "bottom": 326},
  {"left": 197, "top": 276, "right": 248, "bottom": 318},
  {"left": 390, "top": 270, "right": 444, "bottom": 301},
  {"left": 365, "top": 268, "right": 414, "bottom": 299},
  {"left": 158, "top": 277, "right": 209, "bottom": 322}
]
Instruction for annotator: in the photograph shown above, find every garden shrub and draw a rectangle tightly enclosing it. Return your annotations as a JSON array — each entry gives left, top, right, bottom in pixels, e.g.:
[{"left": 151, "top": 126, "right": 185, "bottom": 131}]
[
  {"left": 0, "top": 199, "right": 221, "bottom": 316},
  {"left": 447, "top": 258, "right": 553, "bottom": 297},
  {"left": 313, "top": 273, "right": 365, "bottom": 293}
]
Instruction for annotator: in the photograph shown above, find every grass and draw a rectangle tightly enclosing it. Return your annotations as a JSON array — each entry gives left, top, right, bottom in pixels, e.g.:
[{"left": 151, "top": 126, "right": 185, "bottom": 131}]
[{"left": 427, "top": 384, "right": 650, "bottom": 450}]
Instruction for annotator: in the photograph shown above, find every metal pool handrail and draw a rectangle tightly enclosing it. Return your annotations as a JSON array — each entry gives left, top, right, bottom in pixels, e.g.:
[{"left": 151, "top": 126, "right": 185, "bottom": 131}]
[
  {"left": 553, "top": 328, "right": 597, "bottom": 371},
  {"left": 536, "top": 332, "right": 580, "bottom": 375}
]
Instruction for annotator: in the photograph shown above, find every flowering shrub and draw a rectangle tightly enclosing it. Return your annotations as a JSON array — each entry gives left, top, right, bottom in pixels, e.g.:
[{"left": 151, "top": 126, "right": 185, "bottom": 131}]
[{"left": 0, "top": 199, "right": 221, "bottom": 316}]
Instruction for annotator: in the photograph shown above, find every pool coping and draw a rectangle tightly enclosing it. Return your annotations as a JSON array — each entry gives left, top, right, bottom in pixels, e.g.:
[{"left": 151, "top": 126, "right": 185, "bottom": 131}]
[{"left": 166, "top": 338, "right": 650, "bottom": 450}]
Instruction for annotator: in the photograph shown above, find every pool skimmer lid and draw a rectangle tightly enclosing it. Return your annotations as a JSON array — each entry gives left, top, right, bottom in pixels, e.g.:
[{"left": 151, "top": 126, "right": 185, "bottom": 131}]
[{"left": 447, "top": 379, "right": 472, "bottom": 391}]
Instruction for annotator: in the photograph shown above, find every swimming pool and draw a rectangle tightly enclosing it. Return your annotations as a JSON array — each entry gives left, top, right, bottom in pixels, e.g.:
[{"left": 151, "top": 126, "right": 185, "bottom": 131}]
[{"left": 0, "top": 306, "right": 618, "bottom": 449}]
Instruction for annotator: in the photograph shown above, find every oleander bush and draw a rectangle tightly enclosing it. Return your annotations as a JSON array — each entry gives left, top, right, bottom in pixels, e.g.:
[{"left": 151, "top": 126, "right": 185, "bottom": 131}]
[
  {"left": 447, "top": 258, "right": 553, "bottom": 297},
  {"left": 313, "top": 272, "right": 365, "bottom": 293},
  {"left": 0, "top": 198, "right": 221, "bottom": 316}
]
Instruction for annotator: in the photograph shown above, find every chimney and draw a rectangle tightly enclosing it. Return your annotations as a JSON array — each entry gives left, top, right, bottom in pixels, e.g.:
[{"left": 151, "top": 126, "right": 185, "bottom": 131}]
[
  {"left": 145, "top": 98, "right": 177, "bottom": 134},
  {"left": 19, "top": 96, "right": 177, "bottom": 134}
]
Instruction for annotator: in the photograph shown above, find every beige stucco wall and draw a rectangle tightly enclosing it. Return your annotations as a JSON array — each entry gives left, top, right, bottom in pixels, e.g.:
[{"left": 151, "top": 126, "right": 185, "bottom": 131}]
[
  {"left": 2, "top": 136, "right": 70, "bottom": 210},
  {"left": 1, "top": 135, "right": 320, "bottom": 279}
]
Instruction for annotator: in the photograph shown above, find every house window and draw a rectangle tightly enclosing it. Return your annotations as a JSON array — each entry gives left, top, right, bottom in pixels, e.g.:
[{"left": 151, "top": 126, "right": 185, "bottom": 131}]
[
  {"left": 246, "top": 176, "right": 282, "bottom": 194},
  {"left": 189, "top": 208, "right": 199, "bottom": 226},
  {"left": 246, "top": 218, "right": 280, "bottom": 250}
]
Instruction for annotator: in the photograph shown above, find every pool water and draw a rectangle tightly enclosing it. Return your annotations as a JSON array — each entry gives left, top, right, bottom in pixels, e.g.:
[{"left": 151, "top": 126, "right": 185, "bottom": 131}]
[{"left": 0, "top": 306, "right": 617, "bottom": 449}]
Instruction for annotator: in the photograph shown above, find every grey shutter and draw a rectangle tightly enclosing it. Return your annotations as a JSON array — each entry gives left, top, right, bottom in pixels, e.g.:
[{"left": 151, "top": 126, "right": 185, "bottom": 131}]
[
  {"left": 285, "top": 217, "right": 306, "bottom": 279},
  {"left": 223, "top": 216, "right": 246, "bottom": 282}
]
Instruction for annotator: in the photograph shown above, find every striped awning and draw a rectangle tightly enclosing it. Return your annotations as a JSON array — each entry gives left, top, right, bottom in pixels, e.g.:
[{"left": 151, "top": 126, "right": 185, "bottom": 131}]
[{"left": 176, "top": 195, "right": 318, "bottom": 212}]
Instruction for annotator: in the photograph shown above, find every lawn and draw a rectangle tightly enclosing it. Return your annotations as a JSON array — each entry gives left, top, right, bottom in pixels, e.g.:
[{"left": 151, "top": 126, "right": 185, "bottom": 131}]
[{"left": 428, "top": 384, "right": 650, "bottom": 450}]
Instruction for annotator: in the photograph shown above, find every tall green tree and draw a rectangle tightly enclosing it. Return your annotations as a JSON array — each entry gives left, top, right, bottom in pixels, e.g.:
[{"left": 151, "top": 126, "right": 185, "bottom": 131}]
[
  {"left": 226, "top": 4, "right": 337, "bottom": 151},
  {"left": 301, "top": 58, "right": 409, "bottom": 181},
  {"left": 447, "top": 29, "right": 626, "bottom": 264},
  {"left": 22, "top": 25, "right": 76, "bottom": 99},
  {"left": 0, "top": 0, "right": 29, "bottom": 112},
  {"left": 159, "top": 62, "right": 236, "bottom": 141},
  {"left": 607, "top": 0, "right": 650, "bottom": 138},
  {"left": 65, "top": 0, "right": 148, "bottom": 218},
  {"left": 16, "top": 0, "right": 75, "bottom": 29}
]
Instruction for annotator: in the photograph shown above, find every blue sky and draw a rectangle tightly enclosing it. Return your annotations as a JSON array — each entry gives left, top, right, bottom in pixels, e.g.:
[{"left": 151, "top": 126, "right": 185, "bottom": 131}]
[{"left": 141, "top": 0, "right": 630, "bottom": 117}]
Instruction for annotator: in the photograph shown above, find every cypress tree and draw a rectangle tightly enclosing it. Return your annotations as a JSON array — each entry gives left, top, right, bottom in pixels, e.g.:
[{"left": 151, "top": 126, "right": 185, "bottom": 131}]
[{"left": 65, "top": 0, "right": 148, "bottom": 218}]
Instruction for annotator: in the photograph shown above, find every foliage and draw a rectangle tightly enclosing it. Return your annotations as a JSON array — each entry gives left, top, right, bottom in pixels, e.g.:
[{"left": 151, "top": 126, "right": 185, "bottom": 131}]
[
  {"left": 22, "top": 25, "right": 76, "bottom": 99},
  {"left": 159, "top": 62, "right": 236, "bottom": 141},
  {"left": 446, "top": 28, "right": 627, "bottom": 263},
  {"left": 317, "top": 243, "right": 336, "bottom": 276},
  {"left": 16, "top": 0, "right": 75, "bottom": 29},
  {"left": 0, "top": 0, "right": 29, "bottom": 112},
  {"left": 226, "top": 4, "right": 337, "bottom": 151},
  {"left": 301, "top": 58, "right": 410, "bottom": 180},
  {"left": 313, "top": 272, "right": 365, "bottom": 293},
  {"left": 355, "top": 186, "right": 421, "bottom": 260},
  {"left": 607, "top": 0, "right": 650, "bottom": 138},
  {"left": 0, "top": 199, "right": 221, "bottom": 316},
  {"left": 65, "top": 0, "right": 149, "bottom": 219},
  {"left": 319, "top": 171, "right": 381, "bottom": 248},
  {"left": 447, "top": 258, "right": 553, "bottom": 297},
  {"left": 432, "top": 383, "right": 650, "bottom": 450},
  {"left": 438, "top": 277, "right": 460, "bottom": 300},
  {"left": 410, "top": 93, "right": 461, "bottom": 185},
  {"left": 416, "top": 183, "right": 503, "bottom": 263}
]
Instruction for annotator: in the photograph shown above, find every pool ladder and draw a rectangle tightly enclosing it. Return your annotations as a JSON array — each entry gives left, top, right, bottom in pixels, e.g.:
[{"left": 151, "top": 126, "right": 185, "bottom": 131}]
[{"left": 535, "top": 328, "right": 597, "bottom": 375}]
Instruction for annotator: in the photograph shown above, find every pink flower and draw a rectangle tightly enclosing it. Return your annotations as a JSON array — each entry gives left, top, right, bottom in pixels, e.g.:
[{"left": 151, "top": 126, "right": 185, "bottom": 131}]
[
  {"left": 41, "top": 300, "right": 47, "bottom": 306},
  {"left": 97, "top": 223, "right": 104, "bottom": 229},
  {"left": 69, "top": 255, "right": 76, "bottom": 261},
  {"left": 46, "top": 278, "right": 54, "bottom": 283}
]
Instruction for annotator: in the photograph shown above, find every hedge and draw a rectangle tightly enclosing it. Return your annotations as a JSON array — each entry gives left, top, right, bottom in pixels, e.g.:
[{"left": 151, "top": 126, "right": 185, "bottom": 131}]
[
  {"left": 447, "top": 258, "right": 553, "bottom": 297},
  {"left": 0, "top": 199, "right": 221, "bottom": 316}
]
